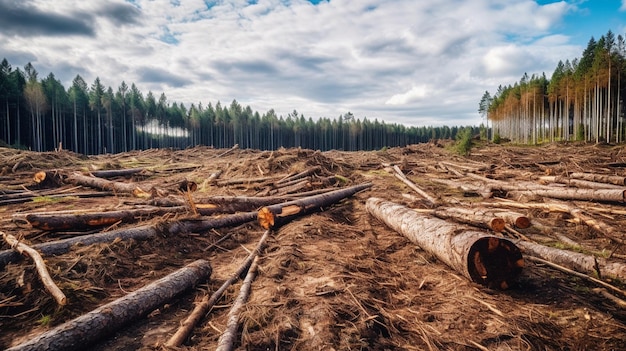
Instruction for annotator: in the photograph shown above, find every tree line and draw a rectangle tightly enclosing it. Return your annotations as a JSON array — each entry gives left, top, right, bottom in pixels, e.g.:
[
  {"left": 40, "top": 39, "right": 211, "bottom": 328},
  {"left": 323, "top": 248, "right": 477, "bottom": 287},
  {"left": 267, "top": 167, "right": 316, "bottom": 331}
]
[
  {"left": 480, "top": 29, "right": 626, "bottom": 144},
  {"left": 0, "top": 59, "right": 477, "bottom": 154}
]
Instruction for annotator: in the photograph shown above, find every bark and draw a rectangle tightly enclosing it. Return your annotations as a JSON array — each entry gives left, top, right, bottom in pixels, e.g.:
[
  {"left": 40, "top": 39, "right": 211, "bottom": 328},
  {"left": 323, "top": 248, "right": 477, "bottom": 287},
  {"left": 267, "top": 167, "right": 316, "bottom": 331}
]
[
  {"left": 0, "top": 191, "right": 113, "bottom": 206},
  {"left": 215, "top": 256, "right": 259, "bottom": 351},
  {"left": 518, "top": 241, "right": 626, "bottom": 281},
  {"left": 216, "top": 176, "right": 280, "bottom": 187},
  {"left": 429, "top": 178, "right": 493, "bottom": 198},
  {"left": 366, "top": 197, "right": 524, "bottom": 289},
  {"left": 257, "top": 183, "right": 372, "bottom": 229},
  {"left": 195, "top": 196, "right": 290, "bottom": 215},
  {"left": 6, "top": 259, "right": 212, "bottom": 351},
  {"left": 66, "top": 172, "right": 152, "bottom": 198},
  {"left": 166, "top": 229, "right": 271, "bottom": 347},
  {"left": 90, "top": 168, "right": 144, "bottom": 179},
  {"left": 18, "top": 206, "right": 187, "bottom": 231},
  {"left": 507, "top": 188, "right": 625, "bottom": 203},
  {"left": 539, "top": 176, "right": 625, "bottom": 189},
  {"left": 214, "top": 143, "right": 239, "bottom": 158},
  {"left": 2, "top": 232, "right": 67, "bottom": 305},
  {"left": 568, "top": 172, "right": 626, "bottom": 186},
  {"left": 429, "top": 207, "right": 506, "bottom": 232},
  {"left": 0, "top": 212, "right": 257, "bottom": 269}
]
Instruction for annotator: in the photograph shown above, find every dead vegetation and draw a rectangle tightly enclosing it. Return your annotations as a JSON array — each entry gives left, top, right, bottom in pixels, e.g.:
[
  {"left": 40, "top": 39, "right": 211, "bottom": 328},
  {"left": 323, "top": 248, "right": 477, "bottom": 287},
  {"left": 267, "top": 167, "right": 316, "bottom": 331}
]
[{"left": 1, "top": 142, "right": 626, "bottom": 350}]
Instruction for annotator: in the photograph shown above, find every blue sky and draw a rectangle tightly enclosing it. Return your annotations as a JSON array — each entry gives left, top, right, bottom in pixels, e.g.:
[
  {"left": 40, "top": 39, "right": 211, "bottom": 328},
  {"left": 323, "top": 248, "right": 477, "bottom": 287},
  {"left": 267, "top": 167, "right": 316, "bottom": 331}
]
[{"left": 0, "top": 0, "right": 624, "bottom": 127}]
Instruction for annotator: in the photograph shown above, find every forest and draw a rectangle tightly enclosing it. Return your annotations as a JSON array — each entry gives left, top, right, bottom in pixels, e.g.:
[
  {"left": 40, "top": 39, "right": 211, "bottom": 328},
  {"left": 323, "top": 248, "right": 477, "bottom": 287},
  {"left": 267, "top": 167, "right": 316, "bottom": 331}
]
[
  {"left": 0, "top": 59, "right": 473, "bottom": 154},
  {"left": 481, "top": 29, "right": 626, "bottom": 144}
]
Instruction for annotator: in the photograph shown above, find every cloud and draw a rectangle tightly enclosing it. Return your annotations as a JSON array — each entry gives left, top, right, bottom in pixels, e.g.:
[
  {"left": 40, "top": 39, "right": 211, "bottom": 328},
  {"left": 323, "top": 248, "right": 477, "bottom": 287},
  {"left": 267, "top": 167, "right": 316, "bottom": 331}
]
[
  {"left": 0, "top": 0, "right": 589, "bottom": 127},
  {"left": 621, "top": 0, "right": 626, "bottom": 11},
  {"left": 386, "top": 86, "right": 431, "bottom": 106},
  {"left": 136, "top": 66, "right": 189, "bottom": 88},
  {"left": 0, "top": 0, "right": 95, "bottom": 37}
]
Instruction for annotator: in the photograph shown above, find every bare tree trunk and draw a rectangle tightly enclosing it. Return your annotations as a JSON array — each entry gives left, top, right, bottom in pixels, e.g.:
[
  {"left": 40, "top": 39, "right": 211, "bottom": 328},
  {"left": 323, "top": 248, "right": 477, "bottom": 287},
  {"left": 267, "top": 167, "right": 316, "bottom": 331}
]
[
  {"left": 366, "top": 197, "right": 524, "bottom": 289},
  {"left": 6, "top": 260, "right": 212, "bottom": 351},
  {"left": 257, "top": 183, "right": 372, "bottom": 229},
  {"left": 66, "top": 172, "right": 152, "bottom": 198}
]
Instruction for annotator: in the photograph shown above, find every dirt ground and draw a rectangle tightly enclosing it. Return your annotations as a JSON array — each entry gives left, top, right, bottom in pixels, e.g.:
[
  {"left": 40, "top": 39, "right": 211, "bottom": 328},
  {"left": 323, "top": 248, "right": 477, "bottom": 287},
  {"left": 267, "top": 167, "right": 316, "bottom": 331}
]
[{"left": 1, "top": 141, "right": 626, "bottom": 350}]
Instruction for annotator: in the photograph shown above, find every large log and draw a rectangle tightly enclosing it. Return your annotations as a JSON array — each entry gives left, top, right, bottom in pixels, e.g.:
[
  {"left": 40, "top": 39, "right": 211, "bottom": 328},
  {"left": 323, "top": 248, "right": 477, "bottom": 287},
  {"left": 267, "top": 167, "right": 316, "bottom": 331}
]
[
  {"left": 366, "top": 197, "right": 524, "bottom": 289},
  {"left": 426, "top": 207, "right": 506, "bottom": 232},
  {"left": 538, "top": 175, "right": 625, "bottom": 189},
  {"left": 568, "top": 172, "right": 626, "bottom": 186},
  {"left": 6, "top": 259, "right": 212, "bottom": 351},
  {"left": 507, "top": 188, "right": 625, "bottom": 203},
  {"left": 195, "top": 196, "right": 291, "bottom": 215},
  {"left": 0, "top": 212, "right": 257, "bottom": 269},
  {"left": 257, "top": 183, "right": 372, "bottom": 229}
]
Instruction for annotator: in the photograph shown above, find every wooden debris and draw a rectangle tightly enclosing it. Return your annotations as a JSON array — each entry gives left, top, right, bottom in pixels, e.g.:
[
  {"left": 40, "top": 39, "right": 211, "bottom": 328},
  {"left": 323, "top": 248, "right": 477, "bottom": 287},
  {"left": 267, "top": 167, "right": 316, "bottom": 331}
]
[
  {"left": 386, "top": 165, "right": 437, "bottom": 206},
  {"left": 215, "top": 256, "right": 260, "bottom": 351},
  {"left": 33, "top": 171, "right": 64, "bottom": 188},
  {"left": 166, "top": 229, "right": 271, "bottom": 347},
  {"left": 257, "top": 183, "right": 372, "bottom": 229},
  {"left": 366, "top": 197, "right": 524, "bottom": 289},
  {"left": 66, "top": 172, "right": 152, "bottom": 198},
  {"left": 1, "top": 231, "right": 67, "bottom": 306},
  {"left": 90, "top": 168, "right": 145, "bottom": 179},
  {"left": 568, "top": 172, "right": 626, "bottom": 186},
  {"left": 6, "top": 259, "right": 212, "bottom": 351},
  {"left": 0, "top": 212, "right": 257, "bottom": 269}
]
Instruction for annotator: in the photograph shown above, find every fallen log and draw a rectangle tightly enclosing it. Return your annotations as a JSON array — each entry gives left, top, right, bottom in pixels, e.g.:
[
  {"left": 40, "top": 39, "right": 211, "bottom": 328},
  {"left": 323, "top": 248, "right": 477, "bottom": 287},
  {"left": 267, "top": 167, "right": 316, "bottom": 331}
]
[
  {"left": 507, "top": 188, "right": 625, "bottom": 203},
  {"left": 2, "top": 232, "right": 67, "bottom": 305},
  {"left": 420, "top": 207, "right": 506, "bottom": 232},
  {"left": 0, "top": 212, "right": 257, "bottom": 269},
  {"left": 215, "top": 256, "right": 260, "bottom": 351},
  {"left": 257, "top": 183, "right": 372, "bottom": 229},
  {"left": 276, "top": 166, "right": 321, "bottom": 184},
  {"left": 538, "top": 176, "right": 625, "bottom": 189},
  {"left": 195, "top": 196, "right": 290, "bottom": 215},
  {"left": 568, "top": 172, "right": 626, "bottom": 186},
  {"left": 387, "top": 165, "right": 437, "bottom": 206},
  {"left": 66, "top": 172, "right": 152, "bottom": 198},
  {"left": 6, "top": 259, "right": 212, "bottom": 351},
  {"left": 517, "top": 240, "right": 626, "bottom": 281},
  {"left": 166, "top": 229, "right": 271, "bottom": 347},
  {"left": 33, "top": 171, "right": 64, "bottom": 188},
  {"left": 90, "top": 168, "right": 145, "bottom": 179},
  {"left": 366, "top": 197, "right": 524, "bottom": 289},
  {"left": 16, "top": 206, "right": 188, "bottom": 231}
]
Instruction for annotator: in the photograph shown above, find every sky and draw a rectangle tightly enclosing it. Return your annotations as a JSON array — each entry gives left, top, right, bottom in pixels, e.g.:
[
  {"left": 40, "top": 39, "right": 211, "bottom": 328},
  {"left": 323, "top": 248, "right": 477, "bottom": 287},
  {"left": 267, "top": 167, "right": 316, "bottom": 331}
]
[{"left": 0, "top": 0, "right": 625, "bottom": 128}]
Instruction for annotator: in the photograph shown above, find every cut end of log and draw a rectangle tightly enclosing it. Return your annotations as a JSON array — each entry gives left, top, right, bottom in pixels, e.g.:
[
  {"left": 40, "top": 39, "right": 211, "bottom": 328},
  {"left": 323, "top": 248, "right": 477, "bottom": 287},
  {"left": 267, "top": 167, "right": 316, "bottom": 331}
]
[
  {"left": 258, "top": 207, "right": 275, "bottom": 229},
  {"left": 467, "top": 236, "right": 524, "bottom": 289},
  {"left": 514, "top": 216, "right": 531, "bottom": 229},
  {"left": 489, "top": 218, "right": 506, "bottom": 232},
  {"left": 132, "top": 188, "right": 152, "bottom": 198}
]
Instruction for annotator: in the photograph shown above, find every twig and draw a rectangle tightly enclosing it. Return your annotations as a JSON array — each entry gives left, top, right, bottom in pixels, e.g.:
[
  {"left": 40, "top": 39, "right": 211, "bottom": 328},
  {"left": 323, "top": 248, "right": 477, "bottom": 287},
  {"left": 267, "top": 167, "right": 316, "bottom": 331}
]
[
  {"left": 166, "top": 230, "right": 270, "bottom": 348},
  {"left": 2, "top": 231, "right": 67, "bottom": 306}
]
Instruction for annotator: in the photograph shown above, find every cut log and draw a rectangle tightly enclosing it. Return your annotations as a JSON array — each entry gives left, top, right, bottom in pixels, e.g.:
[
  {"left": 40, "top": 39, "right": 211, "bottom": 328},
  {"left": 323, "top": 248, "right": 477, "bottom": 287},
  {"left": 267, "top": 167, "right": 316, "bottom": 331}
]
[
  {"left": 90, "top": 168, "right": 144, "bottom": 179},
  {"left": 568, "top": 172, "right": 626, "bottom": 186},
  {"left": 507, "top": 188, "right": 625, "bottom": 203},
  {"left": 195, "top": 196, "right": 291, "bottom": 215},
  {"left": 427, "top": 207, "right": 506, "bottom": 232},
  {"left": 518, "top": 241, "right": 626, "bottom": 281},
  {"left": 0, "top": 212, "right": 257, "bottom": 269},
  {"left": 33, "top": 171, "right": 64, "bottom": 188},
  {"left": 276, "top": 166, "right": 321, "bottom": 184},
  {"left": 2, "top": 232, "right": 67, "bottom": 305},
  {"left": 538, "top": 176, "right": 625, "bottom": 189},
  {"left": 66, "top": 172, "right": 152, "bottom": 198},
  {"left": 491, "top": 211, "right": 531, "bottom": 229},
  {"left": 214, "top": 143, "right": 239, "bottom": 158},
  {"left": 366, "top": 197, "right": 524, "bottom": 289},
  {"left": 6, "top": 259, "right": 212, "bottom": 351},
  {"left": 166, "top": 229, "right": 271, "bottom": 347},
  {"left": 17, "top": 206, "right": 187, "bottom": 231},
  {"left": 215, "top": 256, "right": 259, "bottom": 351},
  {"left": 387, "top": 165, "right": 437, "bottom": 206},
  {"left": 257, "top": 183, "right": 372, "bottom": 229}
]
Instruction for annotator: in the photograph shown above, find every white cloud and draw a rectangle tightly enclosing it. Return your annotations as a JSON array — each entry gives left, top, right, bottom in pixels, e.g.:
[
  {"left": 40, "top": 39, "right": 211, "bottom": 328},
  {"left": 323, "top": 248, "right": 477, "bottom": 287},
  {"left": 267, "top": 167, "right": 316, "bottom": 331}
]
[
  {"left": 0, "top": 0, "right": 585, "bottom": 127},
  {"left": 621, "top": 0, "right": 626, "bottom": 11}
]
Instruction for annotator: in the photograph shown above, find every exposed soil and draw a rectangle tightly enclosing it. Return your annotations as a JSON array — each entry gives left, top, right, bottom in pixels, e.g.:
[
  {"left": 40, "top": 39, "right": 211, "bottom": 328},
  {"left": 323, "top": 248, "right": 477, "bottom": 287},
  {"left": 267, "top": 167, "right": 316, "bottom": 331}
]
[{"left": 1, "top": 142, "right": 626, "bottom": 350}]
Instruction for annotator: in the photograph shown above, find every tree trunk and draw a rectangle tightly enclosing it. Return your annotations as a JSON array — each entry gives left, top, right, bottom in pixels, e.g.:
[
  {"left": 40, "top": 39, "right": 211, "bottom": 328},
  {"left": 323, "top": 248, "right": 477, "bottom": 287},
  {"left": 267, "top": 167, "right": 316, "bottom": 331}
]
[
  {"left": 66, "top": 172, "right": 152, "bottom": 198},
  {"left": 90, "top": 168, "right": 145, "bottom": 179},
  {"left": 6, "top": 259, "right": 212, "bottom": 351},
  {"left": 366, "top": 197, "right": 524, "bottom": 289},
  {"left": 19, "top": 206, "right": 187, "bottom": 231},
  {"left": 507, "top": 188, "right": 625, "bottom": 203},
  {"left": 568, "top": 172, "right": 626, "bottom": 186},
  {"left": 517, "top": 241, "right": 626, "bottom": 281},
  {"left": 428, "top": 207, "right": 506, "bottom": 232},
  {"left": 539, "top": 175, "right": 625, "bottom": 189},
  {"left": 0, "top": 212, "right": 257, "bottom": 269},
  {"left": 195, "top": 196, "right": 290, "bottom": 215},
  {"left": 257, "top": 183, "right": 372, "bottom": 229}
]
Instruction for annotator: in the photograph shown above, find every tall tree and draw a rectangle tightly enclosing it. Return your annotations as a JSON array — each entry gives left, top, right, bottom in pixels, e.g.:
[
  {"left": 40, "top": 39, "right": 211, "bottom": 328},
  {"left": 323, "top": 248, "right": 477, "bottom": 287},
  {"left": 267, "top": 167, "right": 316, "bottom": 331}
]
[{"left": 89, "top": 77, "right": 105, "bottom": 154}]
